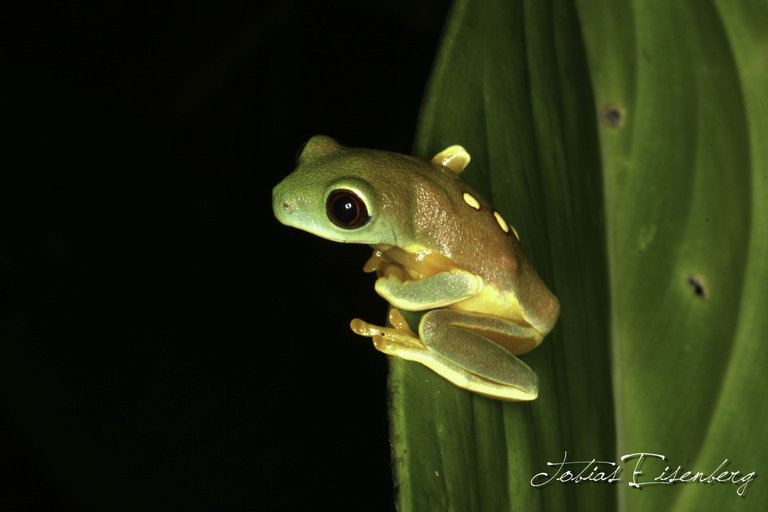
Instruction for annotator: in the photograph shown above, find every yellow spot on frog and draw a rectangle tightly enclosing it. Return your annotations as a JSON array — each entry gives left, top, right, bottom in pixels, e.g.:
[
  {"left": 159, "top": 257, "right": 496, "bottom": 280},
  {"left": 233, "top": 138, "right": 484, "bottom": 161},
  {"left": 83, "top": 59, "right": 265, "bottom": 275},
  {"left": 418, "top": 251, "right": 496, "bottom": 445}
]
[
  {"left": 493, "top": 210, "right": 510, "bottom": 234},
  {"left": 462, "top": 192, "right": 481, "bottom": 210}
]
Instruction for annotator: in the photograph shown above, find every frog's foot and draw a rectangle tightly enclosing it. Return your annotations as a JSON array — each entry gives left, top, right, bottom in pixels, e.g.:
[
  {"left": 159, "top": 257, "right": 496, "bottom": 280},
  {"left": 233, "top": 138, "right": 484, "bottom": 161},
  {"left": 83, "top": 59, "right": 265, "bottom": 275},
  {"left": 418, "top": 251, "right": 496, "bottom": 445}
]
[{"left": 350, "top": 309, "right": 426, "bottom": 358}]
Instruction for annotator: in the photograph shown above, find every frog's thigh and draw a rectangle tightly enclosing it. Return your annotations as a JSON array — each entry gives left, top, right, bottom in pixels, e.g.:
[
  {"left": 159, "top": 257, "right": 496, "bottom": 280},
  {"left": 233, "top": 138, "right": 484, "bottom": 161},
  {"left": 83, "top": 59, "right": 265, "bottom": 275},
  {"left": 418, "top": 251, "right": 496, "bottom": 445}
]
[
  {"left": 418, "top": 310, "right": 539, "bottom": 400},
  {"left": 374, "top": 270, "right": 482, "bottom": 311},
  {"left": 442, "top": 309, "right": 543, "bottom": 355}
]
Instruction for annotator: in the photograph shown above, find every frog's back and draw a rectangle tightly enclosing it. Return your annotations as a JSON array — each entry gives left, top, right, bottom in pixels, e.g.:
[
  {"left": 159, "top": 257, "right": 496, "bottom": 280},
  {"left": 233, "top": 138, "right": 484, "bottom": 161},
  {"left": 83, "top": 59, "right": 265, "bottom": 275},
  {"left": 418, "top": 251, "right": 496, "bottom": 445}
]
[
  {"left": 401, "top": 159, "right": 559, "bottom": 335},
  {"left": 333, "top": 144, "right": 559, "bottom": 334}
]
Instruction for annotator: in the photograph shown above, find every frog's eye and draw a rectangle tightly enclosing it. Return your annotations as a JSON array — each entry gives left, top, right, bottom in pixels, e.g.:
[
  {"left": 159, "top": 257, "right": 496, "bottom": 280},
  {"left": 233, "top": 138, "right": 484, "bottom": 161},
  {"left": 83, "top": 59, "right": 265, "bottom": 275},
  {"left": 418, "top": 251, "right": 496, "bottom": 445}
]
[{"left": 327, "top": 189, "right": 370, "bottom": 229}]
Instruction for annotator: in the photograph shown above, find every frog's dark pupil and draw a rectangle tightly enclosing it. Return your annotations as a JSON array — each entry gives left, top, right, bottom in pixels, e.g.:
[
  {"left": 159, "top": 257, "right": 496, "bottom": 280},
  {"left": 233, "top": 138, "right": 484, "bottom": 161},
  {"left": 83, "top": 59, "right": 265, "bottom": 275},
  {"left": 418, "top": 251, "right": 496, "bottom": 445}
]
[{"left": 327, "top": 189, "right": 368, "bottom": 228}]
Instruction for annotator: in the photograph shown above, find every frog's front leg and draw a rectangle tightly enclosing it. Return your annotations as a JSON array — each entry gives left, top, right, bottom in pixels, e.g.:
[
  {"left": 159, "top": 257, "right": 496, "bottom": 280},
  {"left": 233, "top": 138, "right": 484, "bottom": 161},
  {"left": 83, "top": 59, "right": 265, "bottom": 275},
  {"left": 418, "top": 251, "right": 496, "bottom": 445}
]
[
  {"left": 374, "top": 269, "right": 483, "bottom": 311},
  {"left": 352, "top": 309, "right": 540, "bottom": 401}
]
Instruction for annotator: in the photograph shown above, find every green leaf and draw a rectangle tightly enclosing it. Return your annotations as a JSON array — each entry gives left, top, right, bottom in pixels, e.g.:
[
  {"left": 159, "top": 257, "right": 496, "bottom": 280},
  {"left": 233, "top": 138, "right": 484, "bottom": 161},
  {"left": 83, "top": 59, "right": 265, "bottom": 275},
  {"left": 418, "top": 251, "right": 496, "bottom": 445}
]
[
  {"left": 389, "top": 0, "right": 768, "bottom": 510},
  {"left": 577, "top": 0, "right": 768, "bottom": 508}
]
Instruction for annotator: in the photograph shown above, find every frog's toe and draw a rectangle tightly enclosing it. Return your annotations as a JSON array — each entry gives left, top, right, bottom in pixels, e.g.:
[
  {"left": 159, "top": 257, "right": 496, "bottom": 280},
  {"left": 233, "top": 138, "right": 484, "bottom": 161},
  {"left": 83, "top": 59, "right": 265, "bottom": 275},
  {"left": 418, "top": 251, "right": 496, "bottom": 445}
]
[{"left": 350, "top": 317, "right": 424, "bottom": 355}]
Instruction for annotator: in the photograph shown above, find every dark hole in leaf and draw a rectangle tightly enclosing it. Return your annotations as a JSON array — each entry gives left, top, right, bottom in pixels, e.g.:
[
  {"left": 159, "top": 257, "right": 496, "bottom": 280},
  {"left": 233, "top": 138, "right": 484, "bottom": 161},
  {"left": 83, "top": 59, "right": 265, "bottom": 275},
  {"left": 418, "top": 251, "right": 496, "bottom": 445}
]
[
  {"left": 601, "top": 104, "right": 625, "bottom": 127},
  {"left": 687, "top": 275, "right": 707, "bottom": 299}
]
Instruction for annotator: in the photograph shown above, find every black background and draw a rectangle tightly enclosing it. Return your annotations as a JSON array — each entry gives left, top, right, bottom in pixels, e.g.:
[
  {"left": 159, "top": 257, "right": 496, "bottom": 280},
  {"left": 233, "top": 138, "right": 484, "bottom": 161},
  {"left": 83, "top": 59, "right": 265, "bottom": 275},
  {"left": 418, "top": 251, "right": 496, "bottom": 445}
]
[{"left": 1, "top": 1, "right": 452, "bottom": 510}]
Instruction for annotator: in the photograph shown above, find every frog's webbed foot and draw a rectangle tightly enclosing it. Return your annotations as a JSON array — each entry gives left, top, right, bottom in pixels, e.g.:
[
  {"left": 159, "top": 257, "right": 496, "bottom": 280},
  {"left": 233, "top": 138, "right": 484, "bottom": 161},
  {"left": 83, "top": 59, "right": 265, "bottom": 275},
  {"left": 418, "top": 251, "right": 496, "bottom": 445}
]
[{"left": 351, "top": 309, "right": 425, "bottom": 358}]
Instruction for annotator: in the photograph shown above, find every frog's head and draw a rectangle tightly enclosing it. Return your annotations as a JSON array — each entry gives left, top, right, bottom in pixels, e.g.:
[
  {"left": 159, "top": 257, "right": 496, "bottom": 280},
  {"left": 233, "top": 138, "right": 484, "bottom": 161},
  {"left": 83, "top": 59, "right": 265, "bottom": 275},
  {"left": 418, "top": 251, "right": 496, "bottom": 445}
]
[{"left": 272, "top": 135, "right": 406, "bottom": 246}]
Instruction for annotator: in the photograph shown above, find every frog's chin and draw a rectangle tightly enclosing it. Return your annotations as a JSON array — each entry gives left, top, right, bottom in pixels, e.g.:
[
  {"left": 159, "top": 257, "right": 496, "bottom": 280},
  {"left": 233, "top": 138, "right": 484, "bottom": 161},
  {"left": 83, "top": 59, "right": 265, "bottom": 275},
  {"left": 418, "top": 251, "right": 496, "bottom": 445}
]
[{"left": 282, "top": 219, "right": 375, "bottom": 246}]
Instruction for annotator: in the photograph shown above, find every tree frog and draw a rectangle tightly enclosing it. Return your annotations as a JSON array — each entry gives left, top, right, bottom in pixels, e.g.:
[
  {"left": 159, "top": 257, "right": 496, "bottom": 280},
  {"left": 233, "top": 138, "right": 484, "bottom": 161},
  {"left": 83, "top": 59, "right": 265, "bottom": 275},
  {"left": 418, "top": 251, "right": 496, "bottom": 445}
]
[{"left": 272, "top": 135, "right": 559, "bottom": 401}]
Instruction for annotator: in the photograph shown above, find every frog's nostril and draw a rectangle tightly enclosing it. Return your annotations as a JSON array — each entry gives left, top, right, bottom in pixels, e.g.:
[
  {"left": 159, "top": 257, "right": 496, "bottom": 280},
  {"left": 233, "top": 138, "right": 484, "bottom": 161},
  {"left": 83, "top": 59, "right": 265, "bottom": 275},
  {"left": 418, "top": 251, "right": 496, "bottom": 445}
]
[{"left": 282, "top": 202, "right": 291, "bottom": 210}]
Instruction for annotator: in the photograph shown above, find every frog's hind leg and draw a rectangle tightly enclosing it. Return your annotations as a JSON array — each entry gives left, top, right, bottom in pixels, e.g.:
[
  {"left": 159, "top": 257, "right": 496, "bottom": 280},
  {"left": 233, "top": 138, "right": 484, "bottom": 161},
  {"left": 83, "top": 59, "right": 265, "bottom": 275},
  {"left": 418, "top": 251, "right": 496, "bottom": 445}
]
[
  {"left": 417, "top": 309, "right": 540, "bottom": 401},
  {"left": 351, "top": 308, "right": 540, "bottom": 401}
]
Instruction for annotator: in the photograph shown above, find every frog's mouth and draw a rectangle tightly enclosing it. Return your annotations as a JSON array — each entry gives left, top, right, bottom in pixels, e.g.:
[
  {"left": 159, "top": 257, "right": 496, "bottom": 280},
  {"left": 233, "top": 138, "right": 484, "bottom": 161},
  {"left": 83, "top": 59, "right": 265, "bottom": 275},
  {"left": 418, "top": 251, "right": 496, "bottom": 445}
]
[{"left": 363, "top": 245, "right": 460, "bottom": 282}]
